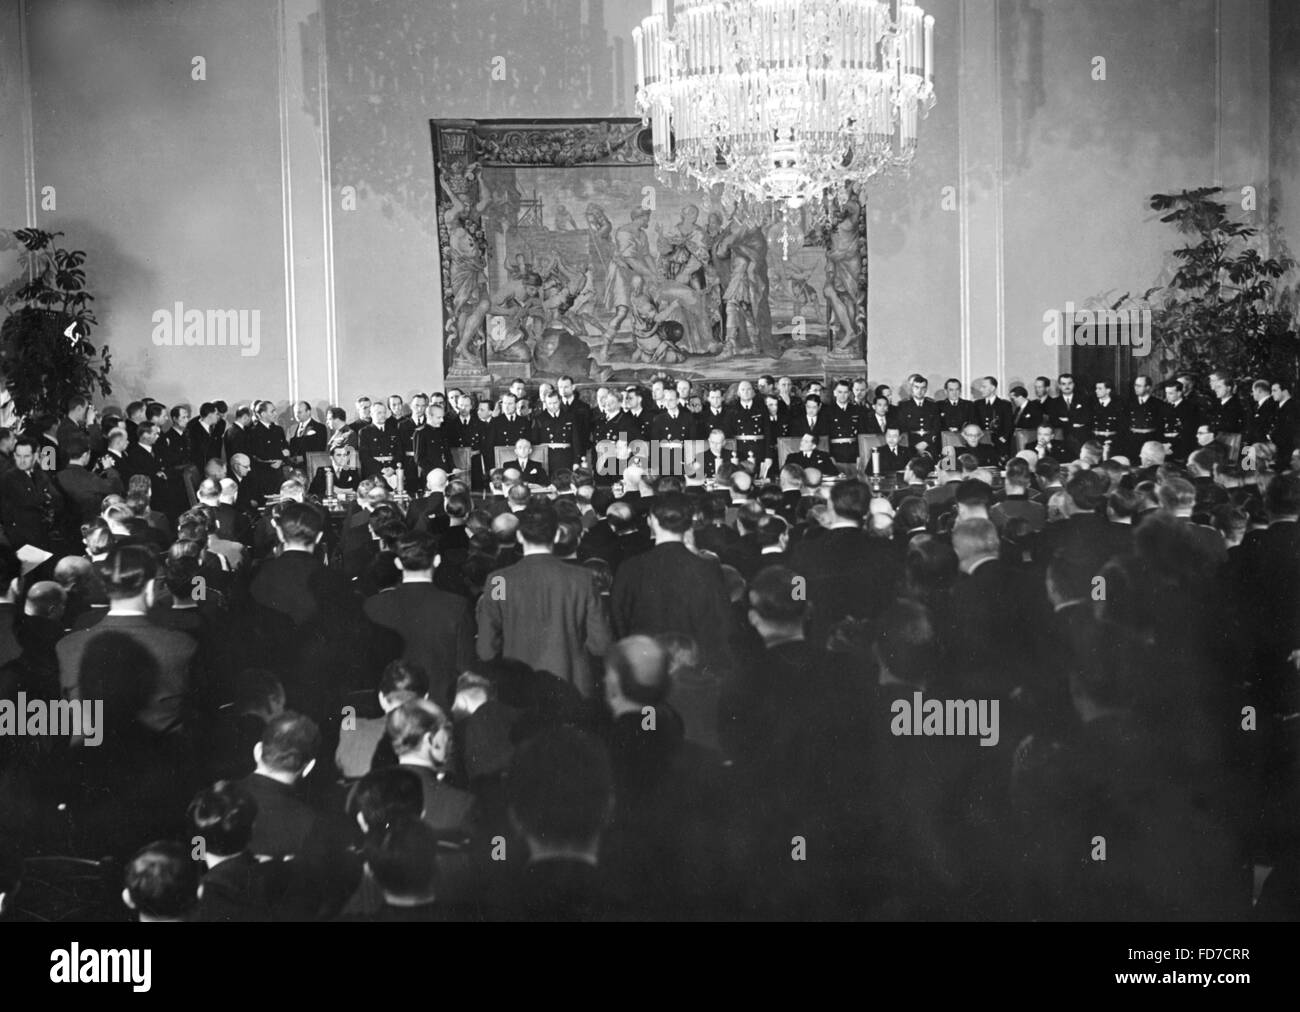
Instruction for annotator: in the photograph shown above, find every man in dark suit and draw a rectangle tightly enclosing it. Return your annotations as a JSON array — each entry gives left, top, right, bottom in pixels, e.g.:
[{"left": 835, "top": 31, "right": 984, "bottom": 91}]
[
  {"left": 788, "top": 480, "right": 899, "bottom": 646},
  {"left": 55, "top": 434, "right": 122, "bottom": 528},
  {"left": 56, "top": 545, "right": 196, "bottom": 734},
  {"left": 859, "top": 395, "right": 893, "bottom": 438},
  {"left": 955, "top": 423, "right": 999, "bottom": 467},
  {"left": 785, "top": 433, "right": 837, "bottom": 474},
  {"left": 1125, "top": 375, "right": 1164, "bottom": 461},
  {"left": 187, "top": 402, "right": 226, "bottom": 471},
  {"left": 189, "top": 782, "right": 297, "bottom": 922},
  {"left": 477, "top": 502, "right": 611, "bottom": 695},
  {"left": 612, "top": 492, "right": 733, "bottom": 672},
  {"left": 287, "top": 401, "right": 328, "bottom": 469},
  {"left": 223, "top": 405, "right": 255, "bottom": 462},
  {"left": 870, "top": 426, "right": 916, "bottom": 475},
  {"left": 388, "top": 699, "right": 479, "bottom": 842},
  {"left": 239, "top": 712, "right": 327, "bottom": 859},
  {"left": 1033, "top": 469, "right": 1131, "bottom": 577},
  {"left": 363, "top": 532, "right": 475, "bottom": 707},
  {"left": 505, "top": 439, "right": 549, "bottom": 486},
  {"left": 1269, "top": 378, "right": 1299, "bottom": 470},
  {"left": 55, "top": 395, "right": 104, "bottom": 470},
  {"left": 249, "top": 502, "right": 357, "bottom": 628},
  {"left": 0, "top": 436, "right": 65, "bottom": 550},
  {"left": 1049, "top": 373, "right": 1092, "bottom": 457},
  {"left": 947, "top": 518, "right": 1031, "bottom": 695},
  {"left": 496, "top": 727, "right": 614, "bottom": 922},
  {"left": 1206, "top": 371, "right": 1245, "bottom": 438}
]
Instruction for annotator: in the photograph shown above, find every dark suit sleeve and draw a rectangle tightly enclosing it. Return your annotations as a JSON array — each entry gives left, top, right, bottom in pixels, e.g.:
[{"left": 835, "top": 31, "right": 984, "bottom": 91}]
[{"left": 455, "top": 600, "right": 476, "bottom": 675}]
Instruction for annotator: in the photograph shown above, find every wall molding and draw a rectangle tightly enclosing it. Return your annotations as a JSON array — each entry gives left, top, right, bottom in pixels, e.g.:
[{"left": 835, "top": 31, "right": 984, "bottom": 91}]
[{"left": 277, "top": 0, "right": 300, "bottom": 403}]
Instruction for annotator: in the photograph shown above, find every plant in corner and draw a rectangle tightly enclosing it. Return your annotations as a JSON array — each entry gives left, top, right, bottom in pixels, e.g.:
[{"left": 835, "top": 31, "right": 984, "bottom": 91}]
[
  {"left": 1143, "top": 187, "right": 1299, "bottom": 389},
  {"left": 0, "top": 227, "right": 112, "bottom": 421}
]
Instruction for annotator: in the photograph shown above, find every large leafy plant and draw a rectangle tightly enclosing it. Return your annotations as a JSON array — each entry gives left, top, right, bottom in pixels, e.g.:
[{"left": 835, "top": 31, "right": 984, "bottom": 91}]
[
  {"left": 1142, "top": 187, "right": 1298, "bottom": 387},
  {"left": 0, "top": 227, "right": 112, "bottom": 420}
]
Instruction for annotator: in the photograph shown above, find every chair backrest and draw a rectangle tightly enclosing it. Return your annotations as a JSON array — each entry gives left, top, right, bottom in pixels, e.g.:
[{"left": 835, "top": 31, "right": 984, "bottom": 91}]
[
  {"left": 1217, "top": 432, "right": 1243, "bottom": 463},
  {"left": 1013, "top": 428, "right": 1037, "bottom": 451},
  {"left": 305, "top": 451, "right": 331, "bottom": 480},
  {"left": 450, "top": 447, "right": 473, "bottom": 474}
]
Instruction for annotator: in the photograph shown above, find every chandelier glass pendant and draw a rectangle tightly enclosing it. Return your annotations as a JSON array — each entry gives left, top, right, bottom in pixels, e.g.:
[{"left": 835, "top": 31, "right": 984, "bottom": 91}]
[{"left": 633, "top": 0, "right": 936, "bottom": 212}]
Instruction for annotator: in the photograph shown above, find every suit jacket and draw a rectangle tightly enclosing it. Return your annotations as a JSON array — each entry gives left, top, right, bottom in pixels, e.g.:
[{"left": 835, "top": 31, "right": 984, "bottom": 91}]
[
  {"left": 859, "top": 411, "right": 891, "bottom": 438},
  {"left": 476, "top": 553, "right": 611, "bottom": 694},
  {"left": 1270, "top": 398, "right": 1299, "bottom": 466},
  {"left": 400, "top": 762, "right": 480, "bottom": 841},
  {"left": 287, "top": 418, "right": 328, "bottom": 462},
  {"left": 249, "top": 549, "right": 357, "bottom": 627},
  {"left": 788, "top": 526, "right": 898, "bottom": 646},
  {"left": 224, "top": 423, "right": 253, "bottom": 462},
  {"left": 56, "top": 613, "right": 196, "bottom": 733},
  {"left": 239, "top": 772, "right": 324, "bottom": 859},
  {"left": 611, "top": 542, "right": 732, "bottom": 669},
  {"left": 186, "top": 418, "right": 225, "bottom": 470},
  {"left": 55, "top": 463, "right": 122, "bottom": 526},
  {"left": 364, "top": 582, "right": 476, "bottom": 705},
  {"left": 0, "top": 466, "right": 64, "bottom": 549}
]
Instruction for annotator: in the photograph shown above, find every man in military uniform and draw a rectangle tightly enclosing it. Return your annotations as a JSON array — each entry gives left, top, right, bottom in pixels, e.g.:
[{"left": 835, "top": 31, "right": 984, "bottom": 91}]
[
  {"left": 823, "top": 380, "right": 864, "bottom": 466},
  {"left": 1049, "top": 373, "right": 1092, "bottom": 458},
  {"left": 533, "top": 390, "right": 580, "bottom": 476},
  {"left": 699, "top": 386, "right": 730, "bottom": 439},
  {"left": 1207, "top": 371, "right": 1245, "bottom": 438},
  {"left": 938, "top": 378, "right": 974, "bottom": 435},
  {"left": 358, "top": 401, "right": 401, "bottom": 480},
  {"left": 447, "top": 393, "right": 486, "bottom": 489},
  {"left": 556, "top": 375, "right": 591, "bottom": 465},
  {"left": 348, "top": 396, "right": 373, "bottom": 434},
  {"left": 1162, "top": 378, "right": 1201, "bottom": 461},
  {"left": 245, "top": 399, "right": 291, "bottom": 498},
  {"left": 895, "top": 374, "right": 942, "bottom": 458},
  {"left": 1125, "top": 375, "right": 1163, "bottom": 461},
  {"left": 972, "top": 377, "right": 1014, "bottom": 458},
  {"left": 698, "top": 428, "right": 735, "bottom": 480},
  {"left": 489, "top": 392, "right": 530, "bottom": 452},
  {"left": 590, "top": 391, "right": 633, "bottom": 484},
  {"left": 620, "top": 386, "right": 652, "bottom": 442},
  {"left": 726, "top": 380, "right": 770, "bottom": 472},
  {"left": 396, "top": 392, "right": 430, "bottom": 486},
  {"left": 1090, "top": 379, "right": 1127, "bottom": 458},
  {"left": 647, "top": 387, "right": 694, "bottom": 477},
  {"left": 411, "top": 400, "right": 454, "bottom": 483}
]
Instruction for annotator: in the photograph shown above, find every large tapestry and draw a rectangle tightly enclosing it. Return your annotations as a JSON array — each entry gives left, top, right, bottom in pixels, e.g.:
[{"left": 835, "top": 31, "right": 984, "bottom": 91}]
[{"left": 431, "top": 117, "right": 867, "bottom": 386}]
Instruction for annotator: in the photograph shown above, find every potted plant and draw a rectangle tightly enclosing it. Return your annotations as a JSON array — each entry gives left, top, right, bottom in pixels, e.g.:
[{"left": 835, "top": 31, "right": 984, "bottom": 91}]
[
  {"left": 1143, "top": 187, "right": 1299, "bottom": 388},
  {"left": 0, "top": 227, "right": 112, "bottom": 423}
]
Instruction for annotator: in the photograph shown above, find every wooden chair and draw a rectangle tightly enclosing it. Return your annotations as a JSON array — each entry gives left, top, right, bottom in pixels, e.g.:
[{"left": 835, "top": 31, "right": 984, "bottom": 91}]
[{"left": 1217, "top": 432, "right": 1243, "bottom": 463}]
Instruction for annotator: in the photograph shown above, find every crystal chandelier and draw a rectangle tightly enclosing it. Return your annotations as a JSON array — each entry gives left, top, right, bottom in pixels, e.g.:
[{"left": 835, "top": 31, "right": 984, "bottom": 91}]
[{"left": 633, "top": 0, "right": 936, "bottom": 211}]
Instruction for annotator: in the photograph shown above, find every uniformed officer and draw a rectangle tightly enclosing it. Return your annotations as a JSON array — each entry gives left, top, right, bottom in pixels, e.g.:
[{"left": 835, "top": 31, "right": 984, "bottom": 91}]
[
  {"left": 1207, "top": 371, "right": 1245, "bottom": 436},
  {"left": 533, "top": 390, "right": 580, "bottom": 475},
  {"left": 647, "top": 388, "right": 694, "bottom": 477},
  {"left": 1090, "top": 379, "right": 1127, "bottom": 457},
  {"left": 895, "top": 374, "right": 942, "bottom": 457},
  {"left": 488, "top": 392, "right": 530, "bottom": 450},
  {"left": 698, "top": 386, "right": 731, "bottom": 439},
  {"left": 1162, "top": 378, "right": 1201, "bottom": 461},
  {"left": 938, "top": 378, "right": 974, "bottom": 434},
  {"left": 727, "top": 380, "right": 770, "bottom": 471},
  {"left": 245, "top": 399, "right": 291, "bottom": 497},
  {"left": 358, "top": 401, "right": 401, "bottom": 479},
  {"left": 447, "top": 392, "right": 486, "bottom": 489},
  {"left": 823, "top": 380, "right": 864, "bottom": 466},
  {"left": 1125, "top": 375, "right": 1163, "bottom": 461},
  {"left": 411, "top": 402, "right": 454, "bottom": 481}
]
